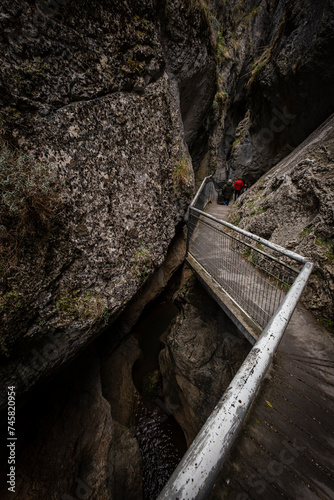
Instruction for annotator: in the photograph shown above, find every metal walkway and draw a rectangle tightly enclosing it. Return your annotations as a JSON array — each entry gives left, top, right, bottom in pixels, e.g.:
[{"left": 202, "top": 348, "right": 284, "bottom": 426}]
[
  {"left": 158, "top": 177, "right": 334, "bottom": 499},
  {"left": 209, "top": 303, "right": 334, "bottom": 499}
]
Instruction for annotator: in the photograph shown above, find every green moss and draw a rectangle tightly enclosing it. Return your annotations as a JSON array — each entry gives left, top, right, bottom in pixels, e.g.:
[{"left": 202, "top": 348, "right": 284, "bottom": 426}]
[
  {"left": 232, "top": 137, "right": 241, "bottom": 149},
  {"left": 0, "top": 290, "right": 23, "bottom": 313},
  {"left": 216, "top": 30, "right": 230, "bottom": 60},
  {"left": 250, "top": 208, "right": 266, "bottom": 216},
  {"left": 243, "top": 6, "right": 259, "bottom": 22},
  {"left": 16, "top": 57, "right": 50, "bottom": 80},
  {"left": 247, "top": 48, "right": 271, "bottom": 88},
  {"left": 243, "top": 248, "right": 251, "bottom": 259},
  {"left": 319, "top": 318, "right": 334, "bottom": 331}
]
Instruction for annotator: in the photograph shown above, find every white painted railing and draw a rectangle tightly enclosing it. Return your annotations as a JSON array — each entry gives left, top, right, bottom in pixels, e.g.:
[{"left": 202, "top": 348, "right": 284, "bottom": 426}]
[{"left": 157, "top": 177, "right": 313, "bottom": 500}]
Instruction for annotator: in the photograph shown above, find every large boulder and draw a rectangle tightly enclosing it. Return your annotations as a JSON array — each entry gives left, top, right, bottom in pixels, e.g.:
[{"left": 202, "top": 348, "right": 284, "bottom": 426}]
[{"left": 0, "top": 0, "right": 216, "bottom": 410}]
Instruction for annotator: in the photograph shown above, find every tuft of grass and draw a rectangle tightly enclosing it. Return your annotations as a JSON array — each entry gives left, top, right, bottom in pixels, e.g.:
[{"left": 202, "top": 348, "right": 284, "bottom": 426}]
[
  {"left": 55, "top": 290, "right": 105, "bottom": 322},
  {"left": 173, "top": 155, "right": 193, "bottom": 194},
  {"left": 299, "top": 225, "right": 314, "bottom": 238},
  {"left": 250, "top": 208, "right": 266, "bottom": 216},
  {"left": 216, "top": 30, "right": 230, "bottom": 60},
  {"left": 247, "top": 48, "right": 271, "bottom": 88},
  {"left": 131, "top": 242, "right": 152, "bottom": 282},
  {"left": 232, "top": 137, "right": 241, "bottom": 149},
  {"left": 0, "top": 142, "right": 62, "bottom": 274}
]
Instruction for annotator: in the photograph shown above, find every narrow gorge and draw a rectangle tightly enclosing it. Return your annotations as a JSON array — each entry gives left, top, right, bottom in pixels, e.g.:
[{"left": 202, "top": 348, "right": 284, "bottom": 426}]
[{"left": 0, "top": 0, "right": 333, "bottom": 499}]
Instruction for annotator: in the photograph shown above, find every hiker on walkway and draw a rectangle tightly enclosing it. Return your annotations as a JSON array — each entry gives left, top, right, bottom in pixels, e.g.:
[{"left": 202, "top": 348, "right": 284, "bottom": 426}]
[
  {"left": 241, "top": 181, "right": 249, "bottom": 194},
  {"left": 221, "top": 179, "right": 235, "bottom": 205},
  {"left": 234, "top": 178, "right": 244, "bottom": 200}
]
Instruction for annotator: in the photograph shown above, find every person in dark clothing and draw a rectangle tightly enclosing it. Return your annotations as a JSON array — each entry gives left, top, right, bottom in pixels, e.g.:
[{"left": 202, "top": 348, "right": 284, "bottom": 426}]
[
  {"left": 234, "top": 178, "right": 244, "bottom": 200},
  {"left": 221, "top": 179, "right": 235, "bottom": 205},
  {"left": 241, "top": 182, "right": 249, "bottom": 194}
]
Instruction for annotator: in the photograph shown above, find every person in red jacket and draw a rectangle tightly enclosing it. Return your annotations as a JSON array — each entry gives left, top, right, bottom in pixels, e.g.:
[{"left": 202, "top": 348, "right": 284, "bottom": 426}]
[{"left": 234, "top": 178, "right": 244, "bottom": 200}]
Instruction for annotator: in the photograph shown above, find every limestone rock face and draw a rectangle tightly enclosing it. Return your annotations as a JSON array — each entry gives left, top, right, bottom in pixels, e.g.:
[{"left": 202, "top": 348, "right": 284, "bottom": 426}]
[
  {"left": 159, "top": 274, "right": 251, "bottom": 445},
  {"left": 0, "top": 0, "right": 219, "bottom": 408},
  {"left": 212, "top": 0, "right": 334, "bottom": 182},
  {"left": 228, "top": 115, "right": 334, "bottom": 324},
  {"left": 161, "top": 0, "right": 216, "bottom": 166}
]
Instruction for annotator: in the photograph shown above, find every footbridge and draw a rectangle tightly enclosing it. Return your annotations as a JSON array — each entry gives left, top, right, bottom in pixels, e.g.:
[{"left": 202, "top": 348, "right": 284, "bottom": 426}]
[{"left": 158, "top": 177, "right": 334, "bottom": 499}]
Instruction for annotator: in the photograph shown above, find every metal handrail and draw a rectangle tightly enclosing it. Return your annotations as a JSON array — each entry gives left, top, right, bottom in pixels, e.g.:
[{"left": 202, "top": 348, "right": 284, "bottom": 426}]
[
  {"left": 157, "top": 177, "right": 313, "bottom": 500},
  {"left": 191, "top": 207, "right": 308, "bottom": 265},
  {"left": 188, "top": 177, "right": 307, "bottom": 328}
]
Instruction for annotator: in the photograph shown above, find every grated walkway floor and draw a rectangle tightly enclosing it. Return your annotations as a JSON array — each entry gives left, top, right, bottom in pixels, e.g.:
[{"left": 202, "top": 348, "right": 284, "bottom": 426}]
[{"left": 202, "top": 202, "right": 334, "bottom": 499}]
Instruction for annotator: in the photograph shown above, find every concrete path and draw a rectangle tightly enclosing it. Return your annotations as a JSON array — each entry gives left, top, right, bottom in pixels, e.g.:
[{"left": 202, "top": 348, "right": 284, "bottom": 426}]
[{"left": 202, "top": 202, "right": 334, "bottom": 499}]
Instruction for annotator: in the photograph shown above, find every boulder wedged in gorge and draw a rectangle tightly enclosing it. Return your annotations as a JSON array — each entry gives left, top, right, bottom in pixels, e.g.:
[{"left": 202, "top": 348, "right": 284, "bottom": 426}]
[{"left": 0, "top": 0, "right": 218, "bottom": 409}]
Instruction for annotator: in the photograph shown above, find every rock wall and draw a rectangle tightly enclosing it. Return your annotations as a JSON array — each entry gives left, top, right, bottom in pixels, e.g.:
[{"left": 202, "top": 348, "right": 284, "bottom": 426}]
[
  {"left": 159, "top": 272, "right": 251, "bottom": 446},
  {"left": 0, "top": 345, "right": 143, "bottom": 500},
  {"left": 207, "top": 0, "right": 334, "bottom": 182},
  {"left": 228, "top": 114, "right": 334, "bottom": 325},
  {"left": 0, "top": 0, "right": 218, "bottom": 410}
]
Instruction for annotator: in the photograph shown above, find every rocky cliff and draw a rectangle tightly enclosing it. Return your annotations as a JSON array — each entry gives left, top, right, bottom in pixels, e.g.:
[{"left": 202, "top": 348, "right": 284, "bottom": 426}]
[
  {"left": 1, "top": 0, "right": 334, "bottom": 498},
  {"left": 203, "top": 0, "right": 334, "bottom": 183},
  {"left": 159, "top": 273, "right": 251, "bottom": 446},
  {"left": 0, "top": 0, "right": 219, "bottom": 409},
  {"left": 228, "top": 114, "right": 334, "bottom": 325},
  {"left": 0, "top": 343, "right": 143, "bottom": 500}
]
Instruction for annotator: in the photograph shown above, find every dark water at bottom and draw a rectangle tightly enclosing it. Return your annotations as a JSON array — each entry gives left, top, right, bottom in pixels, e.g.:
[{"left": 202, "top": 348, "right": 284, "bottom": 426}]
[
  {"left": 132, "top": 301, "right": 187, "bottom": 500},
  {"left": 134, "top": 399, "right": 187, "bottom": 500}
]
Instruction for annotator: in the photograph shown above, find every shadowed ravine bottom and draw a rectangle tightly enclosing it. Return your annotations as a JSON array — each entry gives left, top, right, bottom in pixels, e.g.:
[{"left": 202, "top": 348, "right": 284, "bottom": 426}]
[{"left": 131, "top": 301, "right": 187, "bottom": 499}]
